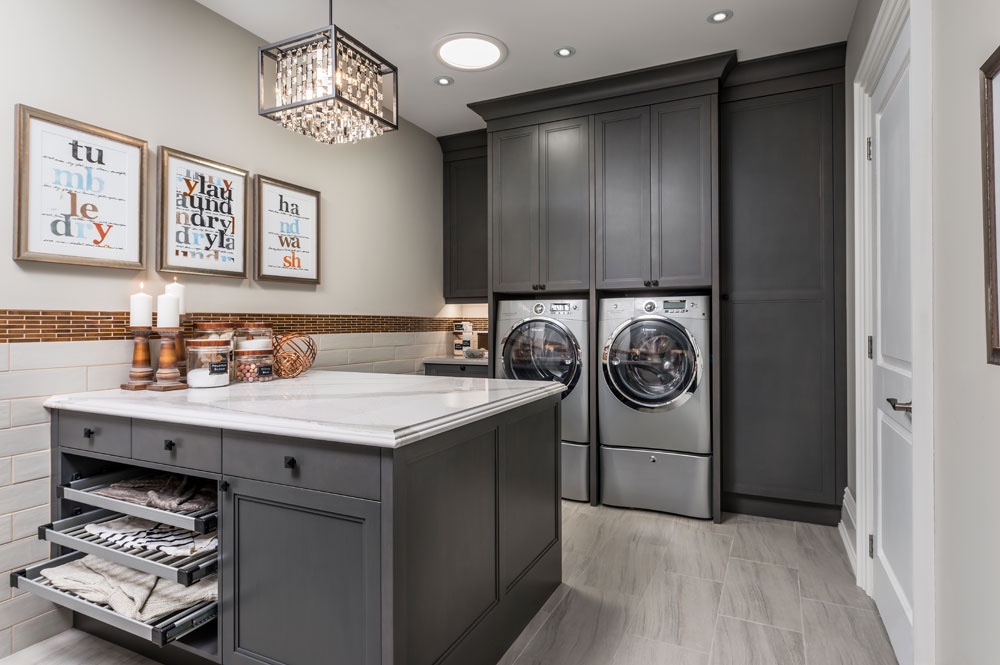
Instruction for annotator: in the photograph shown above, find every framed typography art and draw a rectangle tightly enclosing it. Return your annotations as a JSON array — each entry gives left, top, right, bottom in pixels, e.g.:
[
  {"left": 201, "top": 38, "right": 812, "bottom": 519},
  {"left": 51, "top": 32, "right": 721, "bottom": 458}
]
[
  {"left": 254, "top": 175, "right": 321, "bottom": 284},
  {"left": 981, "top": 45, "right": 1000, "bottom": 365},
  {"left": 158, "top": 147, "right": 249, "bottom": 278},
  {"left": 13, "top": 105, "right": 147, "bottom": 269}
]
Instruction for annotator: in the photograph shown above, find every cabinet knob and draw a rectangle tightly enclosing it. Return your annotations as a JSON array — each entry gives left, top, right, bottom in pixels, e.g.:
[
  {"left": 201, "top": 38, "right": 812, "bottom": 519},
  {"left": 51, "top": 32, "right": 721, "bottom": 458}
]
[
  {"left": 643, "top": 280, "right": 651, "bottom": 287},
  {"left": 164, "top": 439, "right": 176, "bottom": 451},
  {"left": 539, "top": 284, "right": 546, "bottom": 290},
  {"left": 531, "top": 284, "right": 538, "bottom": 290},
  {"left": 284, "top": 456, "right": 297, "bottom": 469},
  {"left": 83, "top": 428, "right": 95, "bottom": 439},
  {"left": 459, "top": 365, "right": 467, "bottom": 372},
  {"left": 651, "top": 280, "right": 659, "bottom": 287}
]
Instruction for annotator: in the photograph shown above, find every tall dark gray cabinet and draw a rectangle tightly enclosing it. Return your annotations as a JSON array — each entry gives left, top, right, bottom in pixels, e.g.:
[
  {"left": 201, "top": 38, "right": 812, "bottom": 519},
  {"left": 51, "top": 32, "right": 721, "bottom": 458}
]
[
  {"left": 720, "top": 45, "right": 847, "bottom": 524},
  {"left": 440, "top": 131, "right": 488, "bottom": 303}
]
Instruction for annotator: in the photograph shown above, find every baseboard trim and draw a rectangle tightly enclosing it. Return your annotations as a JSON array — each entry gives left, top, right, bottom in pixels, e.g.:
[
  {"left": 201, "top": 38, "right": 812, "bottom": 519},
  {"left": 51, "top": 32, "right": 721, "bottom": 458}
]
[
  {"left": 721, "top": 492, "right": 841, "bottom": 525},
  {"left": 839, "top": 487, "right": 857, "bottom": 572}
]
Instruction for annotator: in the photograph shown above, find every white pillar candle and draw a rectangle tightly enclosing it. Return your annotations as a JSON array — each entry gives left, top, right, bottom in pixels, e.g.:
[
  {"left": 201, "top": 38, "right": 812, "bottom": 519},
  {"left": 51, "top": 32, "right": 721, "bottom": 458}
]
[
  {"left": 157, "top": 293, "right": 180, "bottom": 328},
  {"left": 130, "top": 283, "right": 153, "bottom": 327},
  {"left": 165, "top": 278, "right": 186, "bottom": 315}
]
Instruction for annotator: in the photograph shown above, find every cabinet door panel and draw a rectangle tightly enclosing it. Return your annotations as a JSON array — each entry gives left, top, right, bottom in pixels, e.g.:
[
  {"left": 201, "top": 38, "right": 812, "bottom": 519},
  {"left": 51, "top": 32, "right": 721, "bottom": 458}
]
[
  {"left": 539, "top": 117, "right": 591, "bottom": 291},
  {"left": 595, "top": 107, "right": 651, "bottom": 289},
  {"left": 492, "top": 126, "right": 539, "bottom": 292},
  {"left": 444, "top": 156, "right": 488, "bottom": 301},
  {"left": 223, "top": 477, "right": 380, "bottom": 665},
  {"left": 651, "top": 97, "right": 713, "bottom": 287}
]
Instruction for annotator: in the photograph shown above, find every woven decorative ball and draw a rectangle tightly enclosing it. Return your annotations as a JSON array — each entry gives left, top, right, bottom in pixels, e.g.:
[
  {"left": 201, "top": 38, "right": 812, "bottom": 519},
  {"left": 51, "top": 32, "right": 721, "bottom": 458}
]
[{"left": 273, "top": 333, "right": 318, "bottom": 378}]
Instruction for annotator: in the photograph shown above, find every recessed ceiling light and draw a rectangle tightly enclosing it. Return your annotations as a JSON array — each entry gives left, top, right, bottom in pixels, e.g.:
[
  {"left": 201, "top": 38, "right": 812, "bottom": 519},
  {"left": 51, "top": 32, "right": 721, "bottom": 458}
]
[
  {"left": 708, "top": 9, "right": 734, "bottom": 23},
  {"left": 554, "top": 46, "right": 576, "bottom": 58},
  {"left": 435, "top": 76, "right": 455, "bottom": 86},
  {"left": 435, "top": 33, "right": 508, "bottom": 71}
]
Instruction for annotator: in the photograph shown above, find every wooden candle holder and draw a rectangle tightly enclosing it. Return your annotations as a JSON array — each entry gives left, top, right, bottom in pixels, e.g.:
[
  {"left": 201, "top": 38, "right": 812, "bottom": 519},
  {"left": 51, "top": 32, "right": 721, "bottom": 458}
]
[
  {"left": 175, "top": 315, "right": 189, "bottom": 383},
  {"left": 121, "top": 327, "right": 154, "bottom": 391},
  {"left": 148, "top": 328, "right": 188, "bottom": 392}
]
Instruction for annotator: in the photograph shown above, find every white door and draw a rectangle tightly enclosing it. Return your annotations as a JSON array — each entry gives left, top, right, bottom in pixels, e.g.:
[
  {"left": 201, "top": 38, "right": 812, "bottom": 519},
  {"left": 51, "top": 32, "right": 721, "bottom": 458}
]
[{"left": 870, "top": 18, "right": 914, "bottom": 665}]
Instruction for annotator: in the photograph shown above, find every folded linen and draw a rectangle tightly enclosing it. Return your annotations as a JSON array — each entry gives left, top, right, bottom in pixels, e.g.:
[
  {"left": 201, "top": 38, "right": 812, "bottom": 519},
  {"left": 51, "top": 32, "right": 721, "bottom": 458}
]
[
  {"left": 84, "top": 516, "right": 217, "bottom": 557},
  {"left": 40, "top": 555, "right": 217, "bottom": 622},
  {"left": 92, "top": 473, "right": 216, "bottom": 513}
]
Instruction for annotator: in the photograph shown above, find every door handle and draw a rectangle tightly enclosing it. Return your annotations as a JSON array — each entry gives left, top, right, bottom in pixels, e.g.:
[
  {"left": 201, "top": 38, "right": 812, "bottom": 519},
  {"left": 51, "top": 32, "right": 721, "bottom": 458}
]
[{"left": 886, "top": 398, "right": 912, "bottom": 413}]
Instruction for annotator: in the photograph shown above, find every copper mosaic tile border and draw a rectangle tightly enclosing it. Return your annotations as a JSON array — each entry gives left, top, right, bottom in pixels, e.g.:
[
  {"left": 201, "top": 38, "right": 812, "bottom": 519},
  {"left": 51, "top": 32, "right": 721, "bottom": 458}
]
[{"left": 0, "top": 311, "right": 491, "bottom": 343}]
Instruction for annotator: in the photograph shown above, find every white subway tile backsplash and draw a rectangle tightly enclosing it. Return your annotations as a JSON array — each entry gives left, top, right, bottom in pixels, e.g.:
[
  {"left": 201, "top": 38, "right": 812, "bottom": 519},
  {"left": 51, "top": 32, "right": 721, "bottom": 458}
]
[
  {"left": 372, "top": 332, "right": 416, "bottom": 347},
  {"left": 10, "top": 341, "right": 132, "bottom": 371},
  {"left": 324, "top": 363, "right": 373, "bottom": 373},
  {"left": 318, "top": 333, "right": 374, "bottom": 351},
  {"left": 86, "top": 364, "right": 131, "bottom": 391},
  {"left": 9, "top": 399, "right": 48, "bottom": 428},
  {"left": 0, "top": 344, "right": 8, "bottom": 372},
  {"left": 0, "top": 459, "right": 10, "bottom": 487},
  {"left": 0, "top": 479, "right": 48, "bottom": 516},
  {"left": 347, "top": 347, "right": 395, "bottom": 364},
  {"left": 0, "top": 592, "right": 57, "bottom": 631},
  {"left": 0, "top": 426, "right": 49, "bottom": 457},
  {"left": 0, "top": 538, "right": 49, "bottom": 577},
  {"left": 0, "top": 368, "right": 86, "bottom": 400},
  {"left": 0, "top": 627, "right": 9, "bottom": 659},
  {"left": 372, "top": 359, "right": 418, "bottom": 375},
  {"left": 11, "top": 506, "right": 48, "bottom": 542},
  {"left": 0, "top": 517, "right": 10, "bottom": 545},
  {"left": 395, "top": 344, "right": 447, "bottom": 360},
  {"left": 0, "top": 402, "right": 9, "bottom": 429},
  {"left": 414, "top": 331, "right": 451, "bottom": 345},
  {"left": 313, "top": 349, "right": 349, "bottom": 368},
  {"left": 11, "top": 453, "right": 47, "bottom": 484},
  {"left": 11, "top": 608, "right": 71, "bottom": 653}
]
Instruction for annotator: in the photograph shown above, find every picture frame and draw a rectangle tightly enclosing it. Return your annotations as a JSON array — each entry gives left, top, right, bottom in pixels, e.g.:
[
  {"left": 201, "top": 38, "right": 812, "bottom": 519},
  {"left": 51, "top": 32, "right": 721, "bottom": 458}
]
[
  {"left": 254, "top": 174, "right": 321, "bottom": 284},
  {"left": 981, "top": 45, "right": 1000, "bottom": 365},
  {"left": 158, "top": 146, "right": 250, "bottom": 278},
  {"left": 13, "top": 105, "right": 147, "bottom": 269}
]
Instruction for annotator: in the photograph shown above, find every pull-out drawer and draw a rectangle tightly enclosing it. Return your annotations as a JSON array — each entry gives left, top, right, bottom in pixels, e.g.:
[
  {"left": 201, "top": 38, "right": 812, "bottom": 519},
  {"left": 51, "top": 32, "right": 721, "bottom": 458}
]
[
  {"left": 58, "top": 469, "right": 218, "bottom": 534},
  {"left": 11, "top": 552, "right": 217, "bottom": 647},
  {"left": 223, "top": 431, "right": 380, "bottom": 500},
  {"left": 132, "top": 420, "right": 222, "bottom": 473},
  {"left": 59, "top": 412, "right": 131, "bottom": 458},
  {"left": 40, "top": 510, "right": 217, "bottom": 586},
  {"left": 424, "top": 363, "right": 489, "bottom": 377}
]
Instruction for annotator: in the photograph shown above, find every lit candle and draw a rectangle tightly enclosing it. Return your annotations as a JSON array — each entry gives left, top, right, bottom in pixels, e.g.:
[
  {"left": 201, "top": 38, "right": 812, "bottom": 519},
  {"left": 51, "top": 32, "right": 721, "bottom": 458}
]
[
  {"left": 165, "top": 277, "right": 186, "bottom": 315},
  {"left": 157, "top": 293, "right": 180, "bottom": 328},
  {"left": 130, "top": 282, "right": 153, "bottom": 327}
]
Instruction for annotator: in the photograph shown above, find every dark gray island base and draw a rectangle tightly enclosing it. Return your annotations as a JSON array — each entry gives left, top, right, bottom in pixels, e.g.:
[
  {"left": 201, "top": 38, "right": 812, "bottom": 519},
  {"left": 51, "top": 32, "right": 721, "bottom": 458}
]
[{"left": 19, "top": 385, "right": 562, "bottom": 665}]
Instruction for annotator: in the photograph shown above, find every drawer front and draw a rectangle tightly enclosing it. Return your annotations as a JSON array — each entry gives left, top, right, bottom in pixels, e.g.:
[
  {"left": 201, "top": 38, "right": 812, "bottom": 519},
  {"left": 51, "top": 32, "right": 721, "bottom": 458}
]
[
  {"left": 59, "top": 411, "right": 131, "bottom": 457},
  {"left": 425, "top": 363, "right": 488, "bottom": 378},
  {"left": 133, "top": 420, "right": 222, "bottom": 473},
  {"left": 223, "top": 431, "right": 380, "bottom": 500}
]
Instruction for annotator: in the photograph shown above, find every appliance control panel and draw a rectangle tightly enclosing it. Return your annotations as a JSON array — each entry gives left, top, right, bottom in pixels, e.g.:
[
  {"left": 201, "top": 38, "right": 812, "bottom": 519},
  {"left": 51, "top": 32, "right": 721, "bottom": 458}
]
[
  {"left": 632, "top": 297, "right": 706, "bottom": 318},
  {"left": 536, "top": 302, "right": 578, "bottom": 316}
]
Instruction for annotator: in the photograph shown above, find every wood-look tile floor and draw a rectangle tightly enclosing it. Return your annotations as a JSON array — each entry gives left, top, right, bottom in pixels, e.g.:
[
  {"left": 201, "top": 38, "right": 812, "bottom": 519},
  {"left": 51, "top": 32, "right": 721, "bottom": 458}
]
[{"left": 3, "top": 503, "right": 897, "bottom": 665}]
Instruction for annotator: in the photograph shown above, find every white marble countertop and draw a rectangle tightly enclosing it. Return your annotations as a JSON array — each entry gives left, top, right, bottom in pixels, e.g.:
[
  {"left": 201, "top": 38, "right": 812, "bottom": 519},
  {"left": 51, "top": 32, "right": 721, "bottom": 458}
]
[
  {"left": 422, "top": 356, "right": 489, "bottom": 366},
  {"left": 44, "top": 372, "right": 562, "bottom": 448}
]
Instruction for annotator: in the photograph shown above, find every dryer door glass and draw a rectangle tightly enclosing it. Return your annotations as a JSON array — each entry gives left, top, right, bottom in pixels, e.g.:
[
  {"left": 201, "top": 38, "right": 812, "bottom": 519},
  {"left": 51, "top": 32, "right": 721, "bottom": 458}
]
[
  {"left": 605, "top": 318, "right": 700, "bottom": 411},
  {"left": 501, "top": 320, "right": 581, "bottom": 393}
]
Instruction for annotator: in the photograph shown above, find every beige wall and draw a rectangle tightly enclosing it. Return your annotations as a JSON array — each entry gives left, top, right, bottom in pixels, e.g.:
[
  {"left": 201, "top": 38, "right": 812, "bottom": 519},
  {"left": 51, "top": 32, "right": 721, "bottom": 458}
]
[
  {"left": 931, "top": 0, "right": 1000, "bottom": 660},
  {"left": 0, "top": 0, "right": 460, "bottom": 318}
]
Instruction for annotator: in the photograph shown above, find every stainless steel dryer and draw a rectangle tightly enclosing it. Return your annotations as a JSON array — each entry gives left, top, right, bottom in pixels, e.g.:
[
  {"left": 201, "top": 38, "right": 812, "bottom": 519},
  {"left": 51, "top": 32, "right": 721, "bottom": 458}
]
[
  {"left": 496, "top": 299, "right": 589, "bottom": 501},
  {"left": 598, "top": 296, "right": 711, "bottom": 518}
]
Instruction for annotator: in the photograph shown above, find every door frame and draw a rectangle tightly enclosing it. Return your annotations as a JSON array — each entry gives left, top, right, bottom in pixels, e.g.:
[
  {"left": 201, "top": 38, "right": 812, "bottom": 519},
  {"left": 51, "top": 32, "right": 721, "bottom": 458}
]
[{"left": 852, "top": 0, "right": 935, "bottom": 662}]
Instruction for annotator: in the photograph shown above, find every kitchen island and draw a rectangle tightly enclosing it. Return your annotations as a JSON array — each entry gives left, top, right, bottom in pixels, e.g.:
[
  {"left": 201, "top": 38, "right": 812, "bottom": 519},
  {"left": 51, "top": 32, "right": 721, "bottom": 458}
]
[{"left": 21, "top": 372, "right": 565, "bottom": 665}]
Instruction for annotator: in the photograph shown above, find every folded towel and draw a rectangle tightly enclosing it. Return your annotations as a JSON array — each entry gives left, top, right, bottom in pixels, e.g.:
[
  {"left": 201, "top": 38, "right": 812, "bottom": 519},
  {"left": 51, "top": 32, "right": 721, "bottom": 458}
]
[
  {"left": 92, "top": 473, "right": 216, "bottom": 513},
  {"left": 84, "top": 516, "right": 217, "bottom": 557},
  {"left": 40, "top": 555, "right": 217, "bottom": 623}
]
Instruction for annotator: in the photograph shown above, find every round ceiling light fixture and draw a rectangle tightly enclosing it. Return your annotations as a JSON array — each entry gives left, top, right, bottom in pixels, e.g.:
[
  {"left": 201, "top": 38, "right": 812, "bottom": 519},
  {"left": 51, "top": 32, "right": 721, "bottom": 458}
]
[
  {"left": 435, "top": 75, "right": 455, "bottom": 86},
  {"left": 708, "top": 9, "right": 734, "bottom": 23},
  {"left": 554, "top": 46, "right": 576, "bottom": 58},
  {"left": 435, "top": 33, "right": 509, "bottom": 71}
]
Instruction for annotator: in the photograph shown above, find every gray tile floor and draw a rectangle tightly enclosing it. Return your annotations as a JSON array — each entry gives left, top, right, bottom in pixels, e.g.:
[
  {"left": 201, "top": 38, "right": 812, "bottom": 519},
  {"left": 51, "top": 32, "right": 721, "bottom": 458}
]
[{"left": 3, "top": 503, "right": 897, "bottom": 665}]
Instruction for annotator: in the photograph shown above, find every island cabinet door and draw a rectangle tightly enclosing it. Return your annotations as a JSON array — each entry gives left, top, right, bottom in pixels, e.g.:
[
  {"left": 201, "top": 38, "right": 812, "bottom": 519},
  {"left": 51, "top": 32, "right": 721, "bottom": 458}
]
[{"left": 222, "top": 476, "right": 381, "bottom": 665}]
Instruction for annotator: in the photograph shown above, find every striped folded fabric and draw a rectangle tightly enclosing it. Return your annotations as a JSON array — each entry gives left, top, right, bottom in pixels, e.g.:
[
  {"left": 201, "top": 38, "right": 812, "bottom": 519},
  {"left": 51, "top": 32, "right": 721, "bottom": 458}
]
[{"left": 84, "top": 516, "right": 217, "bottom": 557}]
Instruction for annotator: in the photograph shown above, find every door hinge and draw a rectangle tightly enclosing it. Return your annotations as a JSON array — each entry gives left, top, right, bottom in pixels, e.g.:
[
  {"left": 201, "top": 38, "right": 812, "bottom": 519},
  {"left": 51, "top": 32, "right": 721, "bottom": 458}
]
[
  {"left": 866, "top": 137, "right": 873, "bottom": 161},
  {"left": 867, "top": 335, "right": 873, "bottom": 359},
  {"left": 868, "top": 534, "right": 874, "bottom": 558}
]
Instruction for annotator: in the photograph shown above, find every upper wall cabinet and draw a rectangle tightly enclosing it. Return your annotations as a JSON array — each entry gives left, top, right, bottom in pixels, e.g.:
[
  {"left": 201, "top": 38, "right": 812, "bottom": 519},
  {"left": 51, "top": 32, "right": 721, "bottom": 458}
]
[
  {"left": 440, "top": 131, "right": 488, "bottom": 303},
  {"left": 492, "top": 118, "right": 590, "bottom": 293},
  {"left": 596, "top": 96, "right": 713, "bottom": 290}
]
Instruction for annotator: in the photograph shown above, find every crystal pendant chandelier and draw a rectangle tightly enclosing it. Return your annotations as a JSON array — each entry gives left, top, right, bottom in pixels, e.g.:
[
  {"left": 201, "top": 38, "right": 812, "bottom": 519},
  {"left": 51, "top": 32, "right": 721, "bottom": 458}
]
[{"left": 258, "top": 1, "right": 398, "bottom": 145}]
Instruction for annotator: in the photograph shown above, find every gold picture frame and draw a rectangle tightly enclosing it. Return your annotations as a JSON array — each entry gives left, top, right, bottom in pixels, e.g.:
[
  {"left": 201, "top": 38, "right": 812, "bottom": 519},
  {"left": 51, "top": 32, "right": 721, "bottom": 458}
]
[
  {"left": 254, "top": 174, "right": 321, "bottom": 285},
  {"left": 13, "top": 104, "right": 147, "bottom": 269},
  {"left": 981, "top": 45, "right": 1000, "bottom": 365},
  {"left": 158, "top": 146, "right": 250, "bottom": 278}
]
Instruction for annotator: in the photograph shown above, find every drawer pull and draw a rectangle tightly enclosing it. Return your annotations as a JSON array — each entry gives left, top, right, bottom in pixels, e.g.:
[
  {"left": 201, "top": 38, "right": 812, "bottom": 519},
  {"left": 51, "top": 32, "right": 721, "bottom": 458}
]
[
  {"left": 83, "top": 428, "right": 95, "bottom": 439},
  {"left": 164, "top": 439, "right": 176, "bottom": 451},
  {"left": 459, "top": 366, "right": 467, "bottom": 372},
  {"left": 284, "top": 456, "right": 297, "bottom": 469}
]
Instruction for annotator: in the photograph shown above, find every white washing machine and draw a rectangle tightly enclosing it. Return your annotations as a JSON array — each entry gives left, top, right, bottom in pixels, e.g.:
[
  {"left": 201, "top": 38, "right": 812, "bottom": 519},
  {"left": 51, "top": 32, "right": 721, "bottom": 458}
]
[
  {"left": 496, "top": 299, "right": 589, "bottom": 501},
  {"left": 598, "top": 296, "right": 711, "bottom": 518}
]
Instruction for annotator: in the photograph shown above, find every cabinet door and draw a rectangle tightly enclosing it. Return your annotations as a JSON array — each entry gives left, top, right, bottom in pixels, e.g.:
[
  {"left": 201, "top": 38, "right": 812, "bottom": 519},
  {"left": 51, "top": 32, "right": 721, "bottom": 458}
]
[
  {"left": 539, "top": 117, "right": 591, "bottom": 291},
  {"left": 222, "top": 477, "right": 381, "bottom": 665},
  {"left": 595, "top": 107, "right": 651, "bottom": 289},
  {"left": 444, "top": 156, "right": 488, "bottom": 301},
  {"left": 651, "top": 97, "right": 713, "bottom": 288},
  {"left": 492, "top": 126, "right": 539, "bottom": 292}
]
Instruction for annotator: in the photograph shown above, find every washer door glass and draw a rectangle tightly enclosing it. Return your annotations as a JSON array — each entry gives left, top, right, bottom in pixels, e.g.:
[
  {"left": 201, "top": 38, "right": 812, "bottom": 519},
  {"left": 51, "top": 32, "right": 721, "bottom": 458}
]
[
  {"left": 605, "top": 318, "right": 700, "bottom": 411},
  {"left": 502, "top": 320, "right": 581, "bottom": 392}
]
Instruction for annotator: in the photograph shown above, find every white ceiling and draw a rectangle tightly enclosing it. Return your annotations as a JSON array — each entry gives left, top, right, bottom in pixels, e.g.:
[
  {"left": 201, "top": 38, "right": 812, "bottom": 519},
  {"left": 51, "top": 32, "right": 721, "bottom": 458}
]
[{"left": 196, "top": 0, "right": 859, "bottom": 137}]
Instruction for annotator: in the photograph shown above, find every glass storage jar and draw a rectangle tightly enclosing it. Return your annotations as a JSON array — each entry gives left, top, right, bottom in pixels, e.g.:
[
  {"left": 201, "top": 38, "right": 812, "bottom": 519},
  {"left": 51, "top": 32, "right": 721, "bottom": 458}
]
[
  {"left": 193, "top": 321, "right": 234, "bottom": 342},
  {"left": 185, "top": 339, "right": 232, "bottom": 388},
  {"left": 235, "top": 322, "right": 273, "bottom": 351},
  {"left": 234, "top": 349, "right": 275, "bottom": 383}
]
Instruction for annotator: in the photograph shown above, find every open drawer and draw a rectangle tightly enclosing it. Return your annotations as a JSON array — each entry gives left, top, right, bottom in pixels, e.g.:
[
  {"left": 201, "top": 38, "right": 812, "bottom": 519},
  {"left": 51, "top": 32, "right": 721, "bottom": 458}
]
[
  {"left": 57, "top": 469, "right": 217, "bottom": 534},
  {"left": 40, "top": 510, "right": 217, "bottom": 586},
  {"left": 11, "top": 552, "right": 217, "bottom": 646}
]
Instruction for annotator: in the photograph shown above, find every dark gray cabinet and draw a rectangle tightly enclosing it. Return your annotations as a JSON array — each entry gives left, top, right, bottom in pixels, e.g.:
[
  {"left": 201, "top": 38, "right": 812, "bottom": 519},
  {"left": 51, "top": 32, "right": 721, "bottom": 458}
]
[
  {"left": 443, "top": 152, "right": 488, "bottom": 303},
  {"left": 222, "top": 475, "right": 381, "bottom": 665},
  {"left": 423, "top": 361, "right": 489, "bottom": 378},
  {"left": 492, "top": 119, "right": 590, "bottom": 293}
]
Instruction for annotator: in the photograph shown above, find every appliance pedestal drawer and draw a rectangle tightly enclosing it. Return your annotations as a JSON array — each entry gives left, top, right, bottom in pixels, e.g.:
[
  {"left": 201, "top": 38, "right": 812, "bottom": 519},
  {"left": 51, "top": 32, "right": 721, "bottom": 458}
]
[
  {"left": 11, "top": 552, "right": 217, "bottom": 646},
  {"left": 600, "top": 445, "right": 712, "bottom": 519}
]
